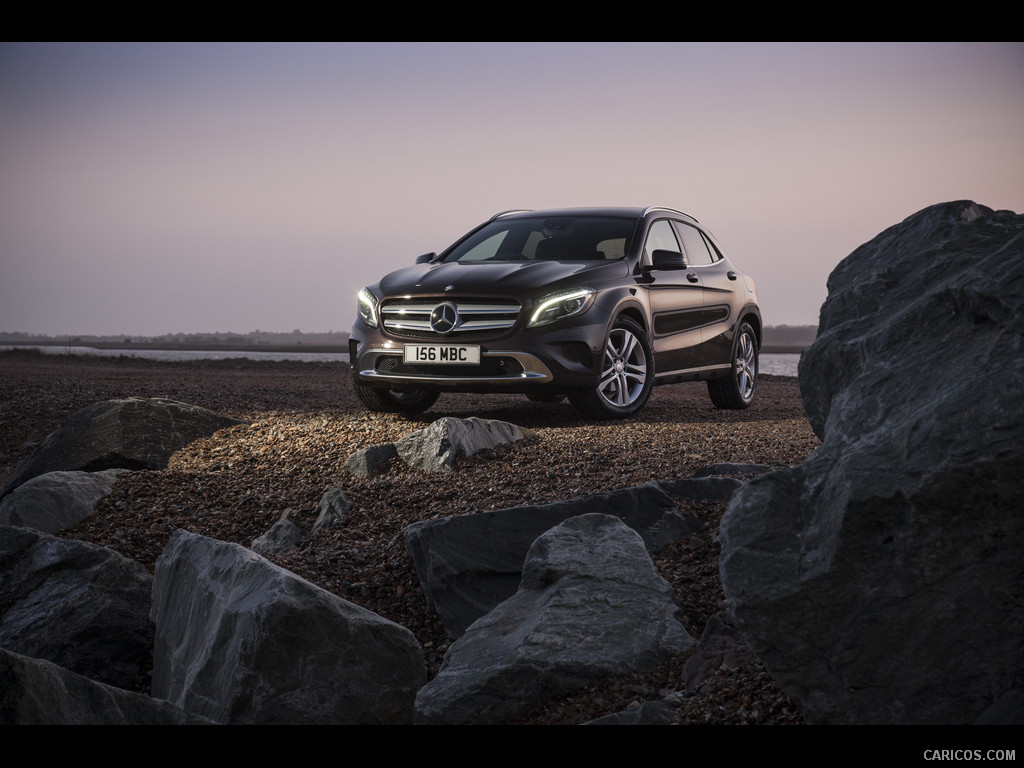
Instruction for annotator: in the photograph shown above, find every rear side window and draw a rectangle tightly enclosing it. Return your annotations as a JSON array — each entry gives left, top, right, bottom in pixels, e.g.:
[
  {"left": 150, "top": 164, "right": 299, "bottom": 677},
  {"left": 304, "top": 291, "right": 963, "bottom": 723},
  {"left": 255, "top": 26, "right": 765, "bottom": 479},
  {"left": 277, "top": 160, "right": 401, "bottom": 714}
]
[{"left": 674, "top": 221, "right": 716, "bottom": 266}]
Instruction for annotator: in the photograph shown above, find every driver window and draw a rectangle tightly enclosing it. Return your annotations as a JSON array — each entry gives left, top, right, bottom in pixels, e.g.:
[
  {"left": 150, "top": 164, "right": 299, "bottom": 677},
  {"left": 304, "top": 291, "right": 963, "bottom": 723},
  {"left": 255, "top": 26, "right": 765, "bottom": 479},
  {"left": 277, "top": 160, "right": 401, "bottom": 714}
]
[{"left": 644, "top": 219, "right": 681, "bottom": 265}]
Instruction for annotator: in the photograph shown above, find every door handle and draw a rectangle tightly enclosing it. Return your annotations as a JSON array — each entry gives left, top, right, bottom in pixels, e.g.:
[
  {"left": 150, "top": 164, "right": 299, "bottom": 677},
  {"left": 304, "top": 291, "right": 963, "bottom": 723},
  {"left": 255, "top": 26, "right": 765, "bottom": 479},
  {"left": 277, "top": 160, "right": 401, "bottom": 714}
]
[{"left": 686, "top": 272, "right": 699, "bottom": 283}]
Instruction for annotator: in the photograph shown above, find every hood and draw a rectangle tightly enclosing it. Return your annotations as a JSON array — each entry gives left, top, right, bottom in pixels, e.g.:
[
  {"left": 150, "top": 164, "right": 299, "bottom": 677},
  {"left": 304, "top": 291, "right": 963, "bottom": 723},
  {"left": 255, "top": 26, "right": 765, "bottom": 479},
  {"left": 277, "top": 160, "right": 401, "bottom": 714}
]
[{"left": 376, "top": 259, "right": 629, "bottom": 299}]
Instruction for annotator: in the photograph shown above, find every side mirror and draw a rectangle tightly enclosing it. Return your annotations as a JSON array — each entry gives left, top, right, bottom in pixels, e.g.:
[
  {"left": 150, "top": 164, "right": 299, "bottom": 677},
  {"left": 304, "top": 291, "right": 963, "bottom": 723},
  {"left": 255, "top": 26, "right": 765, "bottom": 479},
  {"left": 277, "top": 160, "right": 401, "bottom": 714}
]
[
  {"left": 650, "top": 249, "right": 685, "bottom": 269},
  {"left": 415, "top": 252, "right": 437, "bottom": 264}
]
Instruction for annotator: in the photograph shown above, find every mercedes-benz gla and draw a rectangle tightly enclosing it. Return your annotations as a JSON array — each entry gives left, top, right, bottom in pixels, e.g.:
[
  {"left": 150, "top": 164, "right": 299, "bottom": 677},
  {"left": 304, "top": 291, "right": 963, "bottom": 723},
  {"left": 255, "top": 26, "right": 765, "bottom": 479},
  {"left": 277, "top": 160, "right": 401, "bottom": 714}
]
[{"left": 350, "top": 207, "right": 761, "bottom": 419}]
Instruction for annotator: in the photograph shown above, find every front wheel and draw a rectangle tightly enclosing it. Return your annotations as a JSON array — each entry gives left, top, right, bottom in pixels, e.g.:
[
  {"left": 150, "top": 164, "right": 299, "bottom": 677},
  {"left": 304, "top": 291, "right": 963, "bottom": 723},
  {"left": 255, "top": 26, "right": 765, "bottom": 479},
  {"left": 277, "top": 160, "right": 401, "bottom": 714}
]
[
  {"left": 707, "top": 321, "right": 758, "bottom": 409},
  {"left": 353, "top": 382, "right": 440, "bottom": 416},
  {"left": 568, "top": 317, "right": 654, "bottom": 419}
]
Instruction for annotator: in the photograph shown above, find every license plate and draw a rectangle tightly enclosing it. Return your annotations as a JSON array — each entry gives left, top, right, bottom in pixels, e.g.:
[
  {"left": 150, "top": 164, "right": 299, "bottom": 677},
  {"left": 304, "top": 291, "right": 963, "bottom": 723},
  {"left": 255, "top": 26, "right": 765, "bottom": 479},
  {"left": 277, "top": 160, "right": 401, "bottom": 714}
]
[{"left": 403, "top": 344, "right": 481, "bottom": 364}]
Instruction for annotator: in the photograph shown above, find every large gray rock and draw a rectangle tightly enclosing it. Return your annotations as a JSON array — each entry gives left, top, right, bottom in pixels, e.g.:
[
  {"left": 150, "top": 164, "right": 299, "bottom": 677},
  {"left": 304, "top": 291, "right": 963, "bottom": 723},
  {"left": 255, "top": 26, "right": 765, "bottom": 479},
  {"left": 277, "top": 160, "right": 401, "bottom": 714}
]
[
  {"left": 0, "top": 397, "right": 243, "bottom": 499},
  {"left": 0, "top": 525, "right": 153, "bottom": 690},
  {"left": 151, "top": 529, "right": 426, "bottom": 724},
  {"left": 720, "top": 201, "right": 1024, "bottom": 724},
  {"left": 312, "top": 487, "right": 354, "bottom": 533},
  {"left": 250, "top": 512, "right": 302, "bottom": 556},
  {"left": 0, "top": 469, "right": 127, "bottom": 533},
  {"left": 414, "top": 514, "right": 694, "bottom": 724},
  {"left": 0, "top": 648, "right": 211, "bottom": 725},
  {"left": 658, "top": 476, "right": 742, "bottom": 501},
  {"left": 394, "top": 416, "right": 533, "bottom": 473},
  {"left": 405, "top": 483, "right": 700, "bottom": 637},
  {"left": 682, "top": 612, "right": 753, "bottom": 691},
  {"left": 343, "top": 443, "right": 398, "bottom": 478},
  {"left": 584, "top": 700, "right": 678, "bottom": 725}
]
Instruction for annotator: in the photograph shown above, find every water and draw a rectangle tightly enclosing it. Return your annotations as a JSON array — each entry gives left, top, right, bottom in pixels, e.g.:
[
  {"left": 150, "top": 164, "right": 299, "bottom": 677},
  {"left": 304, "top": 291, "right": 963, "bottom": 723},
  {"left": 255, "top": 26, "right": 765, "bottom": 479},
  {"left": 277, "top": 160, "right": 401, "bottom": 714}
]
[
  {"left": 1, "top": 345, "right": 348, "bottom": 364},
  {"left": 758, "top": 352, "right": 800, "bottom": 377},
  {"left": 3, "top": 345, "right": 802, "bottom": 377}
]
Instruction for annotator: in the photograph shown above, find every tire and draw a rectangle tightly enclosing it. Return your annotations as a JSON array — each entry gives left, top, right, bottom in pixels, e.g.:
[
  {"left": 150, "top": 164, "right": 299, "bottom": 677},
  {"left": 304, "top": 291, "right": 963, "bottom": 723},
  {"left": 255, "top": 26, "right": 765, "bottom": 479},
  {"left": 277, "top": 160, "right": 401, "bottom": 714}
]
[
  {"left": 353, "top": 381, "right": 439, "bottom": 416},
  {"left": 569, "top": 317, "right": 653, "bottom": 419},
  {"left": 707, "top": 321, "right": 758, "bottom": 409}
]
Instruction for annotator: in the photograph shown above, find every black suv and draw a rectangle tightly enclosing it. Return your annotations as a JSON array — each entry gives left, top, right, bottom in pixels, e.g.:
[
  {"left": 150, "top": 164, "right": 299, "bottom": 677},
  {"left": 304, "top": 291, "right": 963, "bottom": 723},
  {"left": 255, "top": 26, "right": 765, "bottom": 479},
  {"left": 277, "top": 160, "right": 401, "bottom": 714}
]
[{"left": 350, "top": 207, "right": 761, "bottom": 419}]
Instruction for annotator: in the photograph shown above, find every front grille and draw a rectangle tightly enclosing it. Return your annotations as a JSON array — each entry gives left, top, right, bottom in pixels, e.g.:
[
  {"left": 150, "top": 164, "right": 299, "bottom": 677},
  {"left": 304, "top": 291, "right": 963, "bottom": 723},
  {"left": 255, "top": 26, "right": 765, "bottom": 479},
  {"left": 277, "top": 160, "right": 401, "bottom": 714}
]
[
  {"left": 375, "top": 356, "right": 525, "bottom": 378},
  {"left": 380, "top": 297, "right": 521, "bottom": 341}
]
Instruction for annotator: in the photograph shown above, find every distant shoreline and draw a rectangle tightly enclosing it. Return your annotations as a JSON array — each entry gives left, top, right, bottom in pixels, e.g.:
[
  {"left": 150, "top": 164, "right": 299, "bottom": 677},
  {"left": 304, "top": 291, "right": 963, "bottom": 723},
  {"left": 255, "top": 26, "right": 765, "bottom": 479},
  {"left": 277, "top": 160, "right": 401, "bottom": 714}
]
[
  {"left": 0, "top": 340, "right": 350, "bottom": 354},
  {"left": 2, "top": 340, "right": 808, "bottom": 355}
]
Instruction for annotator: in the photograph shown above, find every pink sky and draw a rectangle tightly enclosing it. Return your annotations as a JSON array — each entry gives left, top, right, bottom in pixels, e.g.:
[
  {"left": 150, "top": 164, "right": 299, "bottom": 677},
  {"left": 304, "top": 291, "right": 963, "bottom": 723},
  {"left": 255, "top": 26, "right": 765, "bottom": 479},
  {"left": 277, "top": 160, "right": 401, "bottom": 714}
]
[{"left": 2, "top": 42, "right": 1022, "bottom": 336}]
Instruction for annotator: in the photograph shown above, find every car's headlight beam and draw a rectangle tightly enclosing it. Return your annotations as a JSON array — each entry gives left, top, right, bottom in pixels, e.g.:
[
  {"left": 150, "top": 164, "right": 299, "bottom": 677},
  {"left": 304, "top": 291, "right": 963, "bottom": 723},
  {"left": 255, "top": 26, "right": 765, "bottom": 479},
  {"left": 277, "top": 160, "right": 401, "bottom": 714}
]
[
  {"left": 358, "top": 287, "right": 380, "bottom": 328},
  {"left": 528, "top": 288, "right": 596, "bottom": 327}
]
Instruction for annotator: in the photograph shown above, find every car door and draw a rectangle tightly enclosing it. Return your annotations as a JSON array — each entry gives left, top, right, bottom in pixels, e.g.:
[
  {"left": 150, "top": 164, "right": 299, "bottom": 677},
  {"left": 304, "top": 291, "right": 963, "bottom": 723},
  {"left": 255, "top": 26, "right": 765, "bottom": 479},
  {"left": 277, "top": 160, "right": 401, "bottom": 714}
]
[
  {"left": 639, "top": 218, "right": 707, "bottom": 374},
  {"left": 673, "top": 220, "right": 738, "bottom": 366}
]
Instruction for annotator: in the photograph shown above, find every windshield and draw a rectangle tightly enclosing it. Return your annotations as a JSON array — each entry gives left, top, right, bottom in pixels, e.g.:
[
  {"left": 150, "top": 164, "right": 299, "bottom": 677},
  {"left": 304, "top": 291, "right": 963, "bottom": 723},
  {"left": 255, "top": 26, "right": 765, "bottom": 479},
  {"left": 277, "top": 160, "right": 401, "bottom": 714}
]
[{"left": 445, "top": 216, "right": 636, "bottom": 263}]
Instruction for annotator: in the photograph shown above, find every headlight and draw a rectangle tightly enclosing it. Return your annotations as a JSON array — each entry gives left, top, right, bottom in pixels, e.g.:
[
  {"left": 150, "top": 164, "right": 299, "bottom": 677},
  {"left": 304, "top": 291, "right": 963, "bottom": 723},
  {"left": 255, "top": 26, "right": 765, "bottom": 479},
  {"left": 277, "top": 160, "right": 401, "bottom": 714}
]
[
  {"left": 528, "top": 288, "right": 596, "bottom": 327},
  {"left": 357, "top": 287, "right": 379, "bottom": 328}
]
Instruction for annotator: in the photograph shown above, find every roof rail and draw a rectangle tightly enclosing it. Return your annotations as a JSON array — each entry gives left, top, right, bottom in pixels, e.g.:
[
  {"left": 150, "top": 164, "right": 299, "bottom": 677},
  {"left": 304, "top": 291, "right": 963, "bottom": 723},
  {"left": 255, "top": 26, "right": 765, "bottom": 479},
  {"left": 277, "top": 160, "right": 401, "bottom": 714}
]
[
  {"left": 642, "top": 206, "right": 698, "bottom": 223},
  {"left": 490, "top": 209, "right": 532, "bottom": 221}
]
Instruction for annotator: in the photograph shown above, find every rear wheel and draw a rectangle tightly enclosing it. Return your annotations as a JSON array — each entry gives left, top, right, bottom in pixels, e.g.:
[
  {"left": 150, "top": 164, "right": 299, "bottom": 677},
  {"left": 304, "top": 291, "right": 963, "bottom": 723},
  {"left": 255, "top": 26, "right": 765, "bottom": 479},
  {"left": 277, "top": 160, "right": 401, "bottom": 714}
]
[
  {"left": 353, "top": 382, "right": 439, "bottom": 416},
  {"left": 707, "top": 321, "right": 758, "bottom": 409},
  {"left": 569, "top": 317, "right": 653, "bottom": 419}
]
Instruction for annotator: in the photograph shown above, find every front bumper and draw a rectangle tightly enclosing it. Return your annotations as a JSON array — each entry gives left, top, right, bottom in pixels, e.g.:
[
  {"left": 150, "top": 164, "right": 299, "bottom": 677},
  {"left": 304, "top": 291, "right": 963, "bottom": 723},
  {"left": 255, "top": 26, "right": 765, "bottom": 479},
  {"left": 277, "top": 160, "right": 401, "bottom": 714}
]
[
  {"left": 349, "top": 313, "right": 608, "bottom": 393},
  {"left": 355, "top": 347, "right": 555, "bottom": 386}
]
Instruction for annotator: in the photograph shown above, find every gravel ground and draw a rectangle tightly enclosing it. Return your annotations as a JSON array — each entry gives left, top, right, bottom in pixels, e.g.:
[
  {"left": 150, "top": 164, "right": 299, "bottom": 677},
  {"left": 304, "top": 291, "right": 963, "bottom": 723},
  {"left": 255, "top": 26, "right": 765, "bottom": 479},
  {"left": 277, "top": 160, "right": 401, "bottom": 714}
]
[{"left": 0, "top": 349, "right": 819, "bottom": 724}]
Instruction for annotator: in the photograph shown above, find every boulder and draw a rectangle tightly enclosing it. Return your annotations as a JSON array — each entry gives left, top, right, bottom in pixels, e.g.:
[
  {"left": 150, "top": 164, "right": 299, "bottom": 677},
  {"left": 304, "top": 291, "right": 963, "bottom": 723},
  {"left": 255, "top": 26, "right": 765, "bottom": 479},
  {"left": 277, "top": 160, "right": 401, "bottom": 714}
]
[
  {"left": 343, "top": 443, "right": 398, "bottom": 478},
  {"left": 682, "top": 612, "right": 753, "bottom": 691},
  {"left": 251, "top": 511, "right": 302, "bottom": 556},
  {"left": 0, "top": 525, "right": 153, "bottom": 690},
  {"left": 0, "top": 469, "right": 127, "bottom": 533},
  {"left": 0, "top": 397, "right": 244, "bottom": 499},
  {"left": 414, "top": 514, "right": 694, "bottom": 724},
  {"left": 693, "top": 463, "right": 781, "bottom": 479},
  {"left": 312, "top": 487, "right": 354, "bottom": 533},
  {"left": 151, "top": 529, "right": 426, "bottom": 724},
  {"left": 720, "top": 201, "right": 1024, "bottom": 724},
  {"left": 405, "top": 483, "right": 700, "bottom": 637},
  {"left": 658, "top": 476, "right": 742, "bottom": 501},
  {"left": 0, "top": 648, "right": 211, "bottom": 725},
  {"left": 394, "top": 416, "right": 533, "bottom": 473},
  {"left": 584, "top": 700, "right": 678, "bottom": 725}
]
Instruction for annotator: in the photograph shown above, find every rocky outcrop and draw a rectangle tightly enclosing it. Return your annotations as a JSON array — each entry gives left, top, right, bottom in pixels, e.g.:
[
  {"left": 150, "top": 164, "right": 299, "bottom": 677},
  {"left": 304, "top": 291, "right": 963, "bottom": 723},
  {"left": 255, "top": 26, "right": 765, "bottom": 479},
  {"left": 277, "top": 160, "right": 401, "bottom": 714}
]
[
  {"left": 396, "top": 417, "right": 534, "bottom": 473},
  {"left": 345, "top": 417, "right": 534, "bottom": 476},
  {"left": 312, "top": 487, "right": 353, "bottom": 533},
  {"left": 343, "top": 443, "right": 398, "bottom": 478},
  {"left": 0, "top": 469, "right": 127, "bottom": 533},
  {"left": 0, "top": 397, "right": 244, "bottom": 499},
  {"left": 682, "top": 612, "right": 753, "bottom": 691},
  {"left": 0, "top": 648, "right": 211, "bottom": 725},
  {"left": 0, "top": 525, "right": 153, "bottom": 690},
  {"left": 414, "top": 514, "right": 694, "bottom": 724},
  {"left": 251, "top": 511, "right": 302, "bottom": 556},
  {"left": 405, "top": 483, "right": 700, "bottom": 637},
  {"left": 151, "top": 529, "right": 426, "bottom": 724},
  {"left": 720, "top": 201, "right": 1024, "bottom": 724},
  {"left": 584, "top": 700, "right": 678, "bottom": 725}
]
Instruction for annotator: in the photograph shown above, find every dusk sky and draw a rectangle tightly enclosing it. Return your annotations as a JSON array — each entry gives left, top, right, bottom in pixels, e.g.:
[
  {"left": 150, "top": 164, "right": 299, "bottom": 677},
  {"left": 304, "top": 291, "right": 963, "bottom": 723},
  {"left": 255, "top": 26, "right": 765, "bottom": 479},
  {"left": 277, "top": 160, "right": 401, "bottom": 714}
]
[{"left": 2, "top": 42, "right": 1022, "bottom": 337}]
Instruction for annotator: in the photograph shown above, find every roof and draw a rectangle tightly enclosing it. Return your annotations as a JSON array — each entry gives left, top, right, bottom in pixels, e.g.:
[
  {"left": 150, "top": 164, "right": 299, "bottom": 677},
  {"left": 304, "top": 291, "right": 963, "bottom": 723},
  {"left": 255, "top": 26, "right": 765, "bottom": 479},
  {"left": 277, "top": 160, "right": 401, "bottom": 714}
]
[{"left": 491, "top": 206, "right": 699, "bottom": 224}]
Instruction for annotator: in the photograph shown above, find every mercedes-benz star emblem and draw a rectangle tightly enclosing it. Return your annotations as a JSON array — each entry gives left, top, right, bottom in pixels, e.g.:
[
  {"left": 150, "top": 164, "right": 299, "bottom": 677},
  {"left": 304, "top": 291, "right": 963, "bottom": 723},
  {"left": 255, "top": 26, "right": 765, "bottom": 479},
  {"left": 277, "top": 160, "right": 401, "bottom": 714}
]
[{"left": 430, "top": 302, "right": 460, "bottom": 334}]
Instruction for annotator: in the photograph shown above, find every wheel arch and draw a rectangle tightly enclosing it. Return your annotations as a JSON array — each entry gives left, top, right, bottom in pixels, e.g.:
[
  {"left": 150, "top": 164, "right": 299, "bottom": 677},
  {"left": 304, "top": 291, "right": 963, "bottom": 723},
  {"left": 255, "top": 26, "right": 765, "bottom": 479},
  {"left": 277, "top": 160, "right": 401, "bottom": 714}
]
[{"left": 738, "top": 305, "right": 762, "bottom": 349}]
